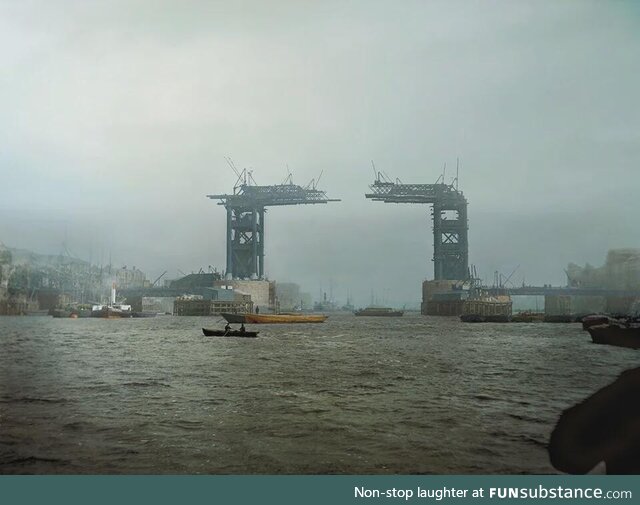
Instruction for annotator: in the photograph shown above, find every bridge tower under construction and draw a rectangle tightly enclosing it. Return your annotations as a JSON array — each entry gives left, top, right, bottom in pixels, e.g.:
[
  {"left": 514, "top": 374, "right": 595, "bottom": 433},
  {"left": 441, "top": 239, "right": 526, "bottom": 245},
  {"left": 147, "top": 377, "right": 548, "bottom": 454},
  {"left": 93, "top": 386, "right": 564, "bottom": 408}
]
[
  {"left": 208, "top": 169, "right": 340, "bottom": 280},
  {"left": 365, "top": 171, "right": 469, "bottom": 281}
]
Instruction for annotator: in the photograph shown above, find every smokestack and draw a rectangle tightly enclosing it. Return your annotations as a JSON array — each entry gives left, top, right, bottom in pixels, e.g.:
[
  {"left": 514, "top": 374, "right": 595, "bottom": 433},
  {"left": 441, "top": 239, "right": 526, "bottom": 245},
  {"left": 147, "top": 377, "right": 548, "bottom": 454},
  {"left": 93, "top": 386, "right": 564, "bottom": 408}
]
[{"left": 111, "top": 283, "right": 116, "bottom": 305}]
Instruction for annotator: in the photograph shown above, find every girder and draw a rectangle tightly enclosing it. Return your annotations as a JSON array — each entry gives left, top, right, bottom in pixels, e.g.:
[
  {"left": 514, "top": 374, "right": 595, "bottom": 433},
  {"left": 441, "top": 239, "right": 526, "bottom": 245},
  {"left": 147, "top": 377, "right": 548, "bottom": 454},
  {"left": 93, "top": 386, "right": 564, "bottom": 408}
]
[
  {"left": 365, "top": 180, "right": 464, "bottom": 205},
  {"left": 208, "top": 183, "right": 340, "bottom": 207}
]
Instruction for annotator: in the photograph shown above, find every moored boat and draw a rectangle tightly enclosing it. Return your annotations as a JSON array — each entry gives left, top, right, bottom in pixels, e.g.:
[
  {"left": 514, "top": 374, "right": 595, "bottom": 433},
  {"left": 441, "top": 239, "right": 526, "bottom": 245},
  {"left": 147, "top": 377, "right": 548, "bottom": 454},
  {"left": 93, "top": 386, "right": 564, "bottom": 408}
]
[
  {"left": 221, "top": 313, "right": 248, "bottom": 324},
  {"left": 587, "top": 324, "right": 640, "bottom": 349},
  {"left": 459, "top": 314, "right": 511, "bottom": 323},
  {"left": 51, "top": 306, "right": 93, "bottom": 318},
  {"left": 202, "top": 328, "right": 258, "bottom": 337},
  {"left": 26, "top": 309, "right": 51, "bottom": 317},
  {"left": 511, "top": 311, "right": 545, "bottom": 323},
  {"left": 544, "top": 315, "right": 576, "bottom": 323},
  {"left": 354, "top": 307, "right": 404, "bottom": 317},
  {"left": 221, "top": 312, "right": 327, "bottom": 324},
  {"left": 582, "top": 314, "right": 612, "bottom": 330},
  {"left": 51, "top": 308, "right": 74, "bottom": 318}
]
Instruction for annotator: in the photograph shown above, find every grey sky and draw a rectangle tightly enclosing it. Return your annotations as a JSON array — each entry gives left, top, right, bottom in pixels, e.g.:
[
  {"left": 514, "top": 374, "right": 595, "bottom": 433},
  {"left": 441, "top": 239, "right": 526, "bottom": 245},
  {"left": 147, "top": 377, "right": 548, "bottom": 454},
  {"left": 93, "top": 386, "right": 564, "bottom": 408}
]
[{"left": 1, "top": 1, "right": 638, "bottom": 306}]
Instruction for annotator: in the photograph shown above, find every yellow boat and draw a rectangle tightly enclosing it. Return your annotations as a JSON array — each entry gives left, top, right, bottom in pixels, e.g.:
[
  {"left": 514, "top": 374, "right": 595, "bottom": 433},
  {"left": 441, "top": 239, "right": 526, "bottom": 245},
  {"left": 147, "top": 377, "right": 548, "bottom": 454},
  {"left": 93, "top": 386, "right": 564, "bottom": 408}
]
[{"left": 221, "top": 313, "right": 327, "bottom": 324}]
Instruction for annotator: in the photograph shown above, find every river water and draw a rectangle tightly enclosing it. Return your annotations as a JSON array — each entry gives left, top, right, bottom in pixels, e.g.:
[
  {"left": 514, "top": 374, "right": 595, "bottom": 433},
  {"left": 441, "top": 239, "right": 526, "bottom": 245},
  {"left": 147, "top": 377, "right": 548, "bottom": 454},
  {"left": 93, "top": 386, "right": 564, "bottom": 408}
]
[{"left": 1, "top": 313, "right": 637, "bottom": 474}]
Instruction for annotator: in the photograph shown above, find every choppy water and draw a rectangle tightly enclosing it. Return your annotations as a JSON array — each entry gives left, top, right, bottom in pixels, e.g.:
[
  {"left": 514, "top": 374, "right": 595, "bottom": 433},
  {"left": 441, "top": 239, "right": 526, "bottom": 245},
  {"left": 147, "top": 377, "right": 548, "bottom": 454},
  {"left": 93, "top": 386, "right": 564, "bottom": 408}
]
[{"left": 1, "top": 313, "right": 638, "bottom": 474}]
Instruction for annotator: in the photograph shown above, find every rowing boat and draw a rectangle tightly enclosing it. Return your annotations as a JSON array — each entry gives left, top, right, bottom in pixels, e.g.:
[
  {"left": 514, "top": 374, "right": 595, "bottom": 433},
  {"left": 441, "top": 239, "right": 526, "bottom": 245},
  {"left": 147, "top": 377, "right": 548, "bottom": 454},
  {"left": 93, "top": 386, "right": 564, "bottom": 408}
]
[{"left": 202, "top": 328, "right": 258, "bottom": 338}]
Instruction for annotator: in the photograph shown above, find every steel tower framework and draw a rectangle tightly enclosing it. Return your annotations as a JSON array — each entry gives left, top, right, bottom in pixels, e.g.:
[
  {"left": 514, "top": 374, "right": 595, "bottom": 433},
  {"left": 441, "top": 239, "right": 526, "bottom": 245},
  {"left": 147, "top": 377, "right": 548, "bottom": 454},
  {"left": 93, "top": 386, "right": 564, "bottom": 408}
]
[
  {"left": 365, "top": 173, "right": 469, "bottom": 280},
  {"left": 208, "top": 170, "right": 339, "bottom": 280}
]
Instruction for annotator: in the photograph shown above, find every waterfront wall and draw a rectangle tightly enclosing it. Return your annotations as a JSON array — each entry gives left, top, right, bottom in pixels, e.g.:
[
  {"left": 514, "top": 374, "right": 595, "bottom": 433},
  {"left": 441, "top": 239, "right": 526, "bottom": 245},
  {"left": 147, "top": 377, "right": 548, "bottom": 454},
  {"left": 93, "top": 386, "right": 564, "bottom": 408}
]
[
  {"left": 173, "top": 298, "right": 253, "bottom": 316},
  {"left": 213, "top": 280, "right": 273, "bottom": 311},
  {"left": 421, "top": 280, "right": 462, "bottom": 315}
]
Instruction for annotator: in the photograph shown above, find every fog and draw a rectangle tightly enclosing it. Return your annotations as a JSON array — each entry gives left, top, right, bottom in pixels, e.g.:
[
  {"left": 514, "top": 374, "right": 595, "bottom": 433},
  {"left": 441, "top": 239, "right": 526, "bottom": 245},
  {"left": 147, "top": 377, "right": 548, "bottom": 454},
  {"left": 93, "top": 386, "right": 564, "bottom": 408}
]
[{"left": 1, "top": 1, "right": 638, "bottom": 306}]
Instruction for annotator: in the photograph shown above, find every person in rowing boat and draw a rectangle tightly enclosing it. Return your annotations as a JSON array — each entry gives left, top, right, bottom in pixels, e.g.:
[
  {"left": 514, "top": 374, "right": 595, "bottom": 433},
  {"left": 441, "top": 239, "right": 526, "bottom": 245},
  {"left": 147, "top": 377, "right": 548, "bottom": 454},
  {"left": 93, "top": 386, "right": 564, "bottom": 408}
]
[
  {"left": 224, "top": 323, "right": 231, "bottom": 332},
  {"left": 240, "top": 323, "right": 246, "bottom": 333}
]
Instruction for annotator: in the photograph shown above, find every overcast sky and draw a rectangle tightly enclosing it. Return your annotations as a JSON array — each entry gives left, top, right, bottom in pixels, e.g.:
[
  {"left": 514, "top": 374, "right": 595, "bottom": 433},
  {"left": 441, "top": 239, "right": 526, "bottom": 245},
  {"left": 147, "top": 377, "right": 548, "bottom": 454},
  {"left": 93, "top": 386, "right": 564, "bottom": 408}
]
[{"left": 1, "top": 1, "right": 638, "bottom": 306}]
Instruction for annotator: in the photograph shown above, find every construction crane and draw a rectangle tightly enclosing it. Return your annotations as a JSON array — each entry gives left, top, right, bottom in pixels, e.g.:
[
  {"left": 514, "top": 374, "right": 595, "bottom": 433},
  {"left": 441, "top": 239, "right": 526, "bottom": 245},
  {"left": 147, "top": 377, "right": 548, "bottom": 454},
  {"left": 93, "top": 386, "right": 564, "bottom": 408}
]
[{"left": 151, "top": 271, "right": 167, "bottom": 287}]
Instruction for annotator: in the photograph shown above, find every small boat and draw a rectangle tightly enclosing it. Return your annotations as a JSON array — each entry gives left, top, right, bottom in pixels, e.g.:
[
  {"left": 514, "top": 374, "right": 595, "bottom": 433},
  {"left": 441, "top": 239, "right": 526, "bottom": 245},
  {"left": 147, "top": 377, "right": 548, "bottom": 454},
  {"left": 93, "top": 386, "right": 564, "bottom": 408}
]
[
  {"left": 51, "top": 308, "right": 74, "bottom": 318},
  {"left": 221, "top": 313, "right": 327, "bottom": 324},
  {"left": 587, "top": 324, "right": 640, "bottom": 349},
  {"left": 459, "top": 314, "right": 512, "bottom": 323},
  {"left": 544, "top": 315, "right": 576, "bottom": 323},
  {"left": 354, "top": 307, "right": 404, "bottom": 317},
  {"left": 202, "top": 328, "right": 258, "bottom": 338},
  {"left": 511, "top": 311, "right": 545, "bottom": 323},
  {"left": 26, "top": 310, "right": 51, "bottom": 317},
  {"left": 51, "top": 306, "right": 93, "bottom": 318}
]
